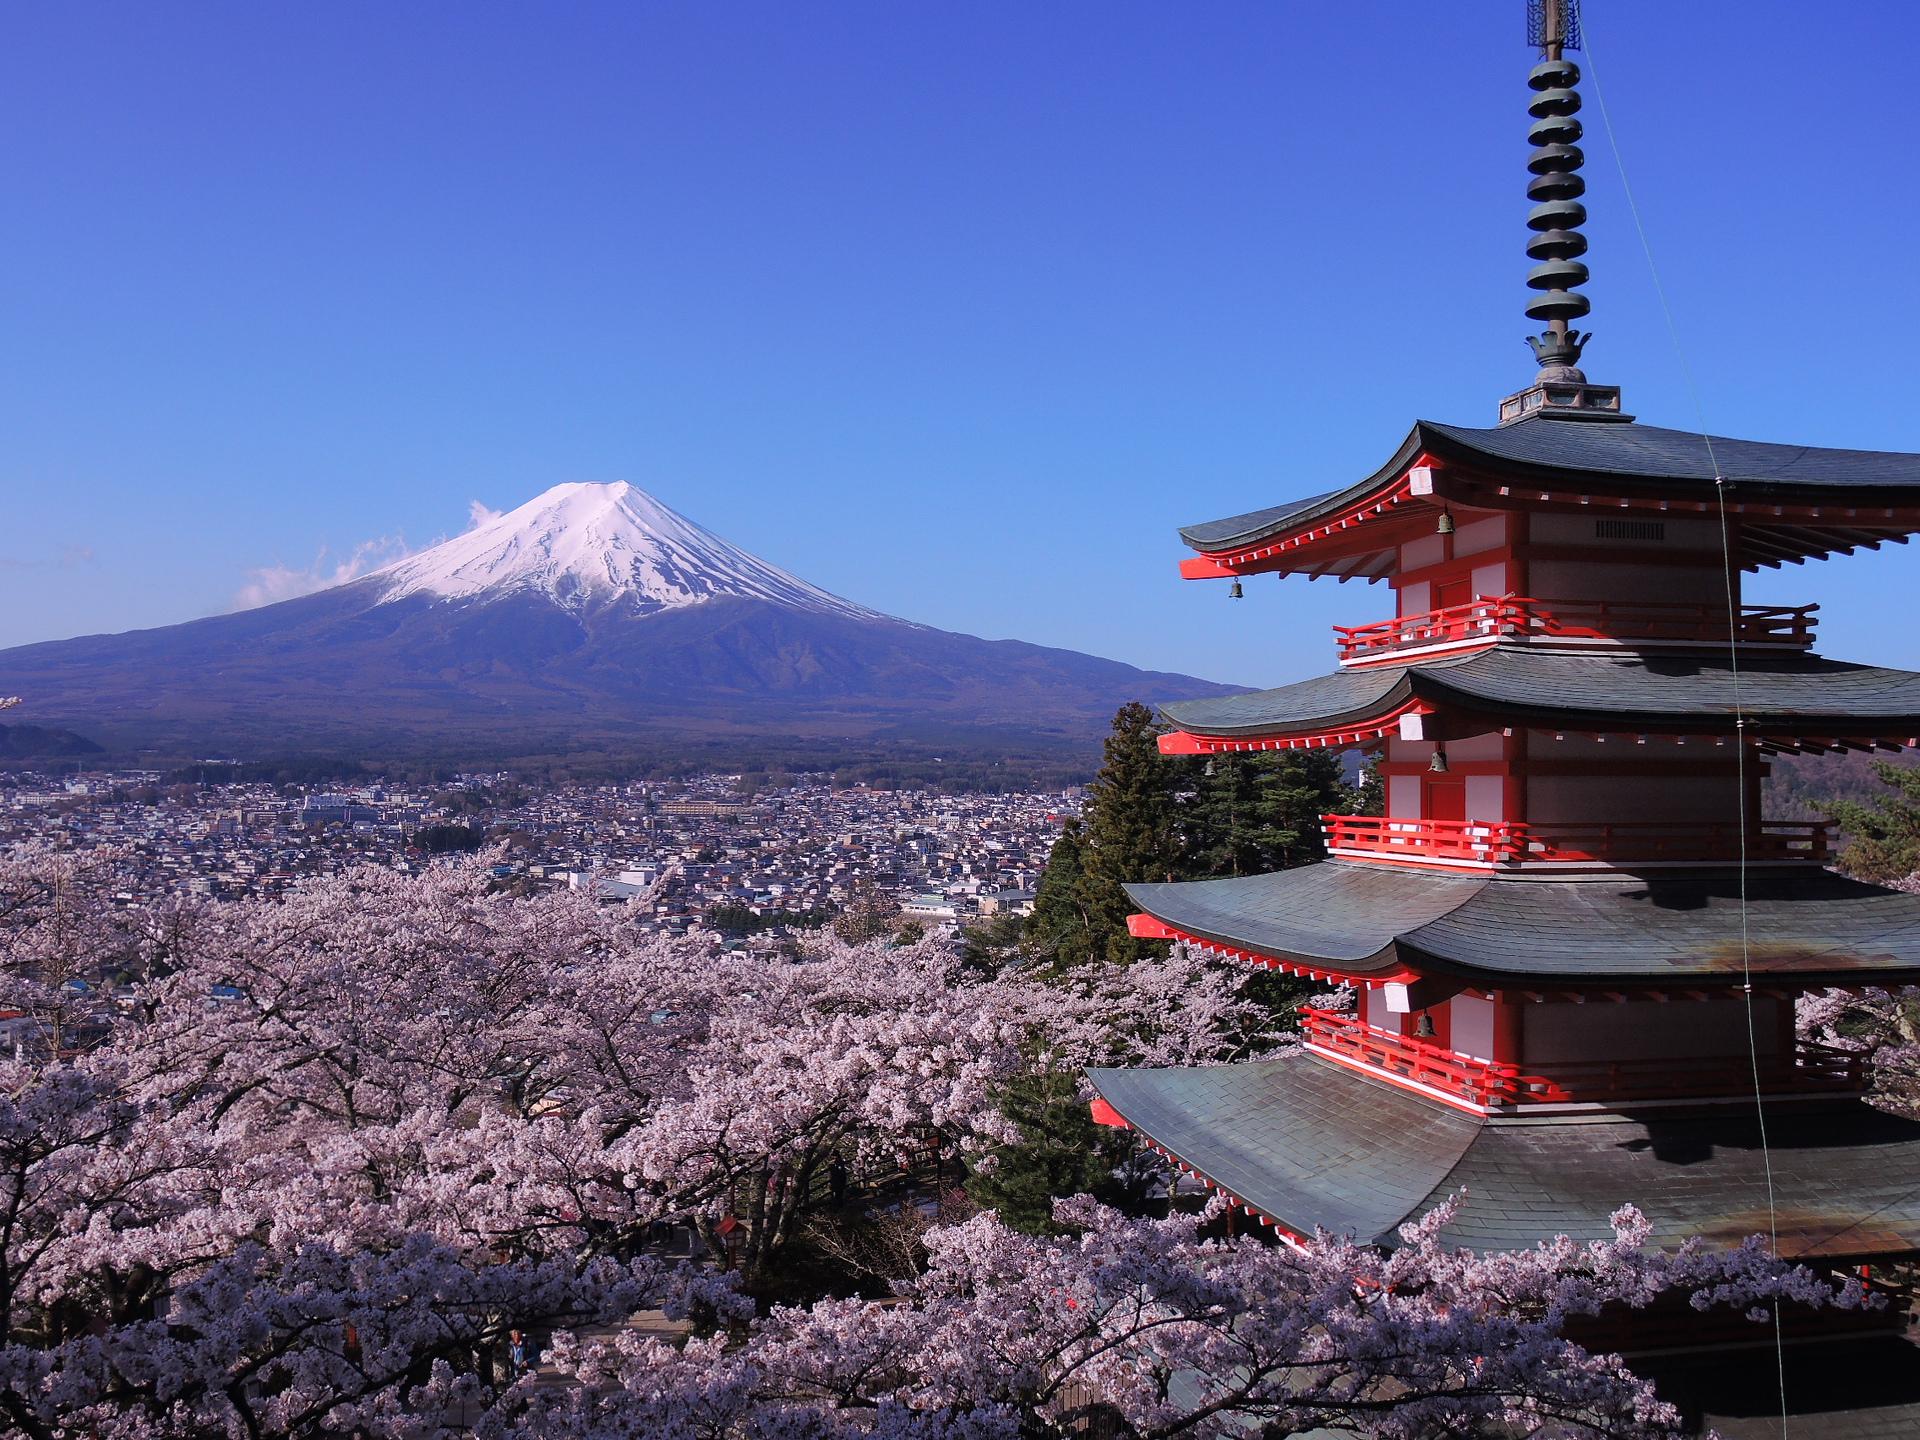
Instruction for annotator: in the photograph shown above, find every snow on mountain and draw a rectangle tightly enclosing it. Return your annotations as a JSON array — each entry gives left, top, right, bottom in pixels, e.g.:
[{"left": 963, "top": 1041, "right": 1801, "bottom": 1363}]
[{"left": 371, "top": 482, "right": 893, "bottom": 622}]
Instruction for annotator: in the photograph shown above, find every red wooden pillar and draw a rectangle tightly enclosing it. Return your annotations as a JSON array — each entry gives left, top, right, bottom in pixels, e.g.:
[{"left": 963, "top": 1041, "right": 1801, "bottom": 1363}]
[{"left": 1491, "top": 990, "right": 1525, "bottom": 1067}]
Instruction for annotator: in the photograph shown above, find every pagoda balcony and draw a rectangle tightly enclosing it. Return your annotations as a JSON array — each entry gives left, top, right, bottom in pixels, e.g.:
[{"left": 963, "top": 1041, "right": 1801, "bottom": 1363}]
[
  {"left": 1298, "top": 1006, "right": 1868, "bottom": 1109},
  {"left": 1333, "top": 597, "right": 1818, "bottom": 667},
  {"left": 1321, "top": 814, "right": 1833, "bottom": 869}
]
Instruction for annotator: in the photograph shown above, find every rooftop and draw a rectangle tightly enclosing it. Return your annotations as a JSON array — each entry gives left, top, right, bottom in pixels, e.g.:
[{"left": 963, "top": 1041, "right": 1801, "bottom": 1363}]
[
  {"left": 1178, "top": 418, "right": 1920, "bottom": 574},
  {"left": 1159, "top": 649, "right": 1920, "bottom": 745},
  {"left": 1089, "top": 1051, "right": 1920, "bottom": 1259},
  {"left": 1123, "top": 862, "right": 1920, "bottom": 986}
]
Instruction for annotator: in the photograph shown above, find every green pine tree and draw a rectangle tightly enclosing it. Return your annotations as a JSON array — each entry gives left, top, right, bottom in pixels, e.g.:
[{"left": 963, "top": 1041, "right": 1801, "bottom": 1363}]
[
  {"left": 1180, "top": 755, "right": 1267, "bottom": 878},
  {"left": 958, "top": 911, "right": 1029, "bottom": 977},
  {"left": 1830, "top": 762, "right": 1920, "bottom": 882},
  {"left": 1071, "top": 702, "right": 1185, "bottom": 965},
  {"left": 1178, "top": 750, "right": 1355, "bottom": 878},
  {"left": 964, "top": 1073, "right": 1154, "bottom": 1234},
  {"left": 1353, "top": 754, "right": 1386, "bottom": 817},
  {"left": 1025, "top": 820, "right": 1091, "bottom": 964},
  {"left": 1167, "top": 750, "right": 1356, "bottom": 1046},
  {"left": 1253, "top": 748, "right": 1356, "bottom": 869}
]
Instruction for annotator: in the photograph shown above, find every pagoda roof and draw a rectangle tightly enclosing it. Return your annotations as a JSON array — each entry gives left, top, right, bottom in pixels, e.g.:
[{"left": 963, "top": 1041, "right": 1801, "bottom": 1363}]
[
  {"left": 1179, "top": 417, "right": 1920, "bottom": 574},
  {"left": 1123, "top": 862, "right": 1920, "bottom": 986},
  {"left": 1159, "top": 650, "right": 1920, "bottom": 742},
  {"left": 1087, "top": 1051, "right": 1920, "bottom": 1258}
]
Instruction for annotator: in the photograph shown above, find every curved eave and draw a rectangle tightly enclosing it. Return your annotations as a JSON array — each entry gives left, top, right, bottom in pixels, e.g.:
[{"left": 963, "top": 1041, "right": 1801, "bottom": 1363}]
[
  {"left": 1177, "top": 428, "right": 1430, "bottom": 553},
  {"left": 1178, "top": 419, "right": 1920, "bottom": 575},
  {"left": 1088, "top": 1054, "right": 1920, "bottom": 1260},
  {"left": 1085, "top": 1055, "right": 1484, "bottom": 1247},
  {"left": 1126, "top": 904, "right": 1412, "bottom": 984},
  {"left": 1125, "top": 864, "right": 1920, "bottom": 988},
  {"left": 1131, "top": 900, "right": 1920, "bottom": 993},
  {"left": 1417, "top": 419, "right": 1920, "bottom": 501},
  {"left": 1160, "top": 652, "right": 1920, "bottom": 746},
  {"left": 1158, "top": 666, "right": 1417, "bottom": 744}
]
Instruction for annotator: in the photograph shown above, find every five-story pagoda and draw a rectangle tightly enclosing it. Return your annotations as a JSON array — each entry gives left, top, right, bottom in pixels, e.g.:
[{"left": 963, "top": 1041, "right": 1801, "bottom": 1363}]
[{"left": 1087, "top": 3, "right": 1920, "bottom": 1428}]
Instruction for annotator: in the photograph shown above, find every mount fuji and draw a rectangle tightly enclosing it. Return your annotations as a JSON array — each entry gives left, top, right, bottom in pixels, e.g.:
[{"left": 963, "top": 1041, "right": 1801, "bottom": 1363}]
[
  {"left": 372, "top": 483, "right": 890, "bottom": 623},
  {"left": 0, "top": 483, "right": 1238, "bottom": 767}
]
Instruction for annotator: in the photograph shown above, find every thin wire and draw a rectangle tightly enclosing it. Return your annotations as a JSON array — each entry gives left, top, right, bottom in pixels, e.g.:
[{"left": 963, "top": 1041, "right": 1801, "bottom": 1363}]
[{"left": 1582, "top": 25, "right": 1791, "bottom": 1434}]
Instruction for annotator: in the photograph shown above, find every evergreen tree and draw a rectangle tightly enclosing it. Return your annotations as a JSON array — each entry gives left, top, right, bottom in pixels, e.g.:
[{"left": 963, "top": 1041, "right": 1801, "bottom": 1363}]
[
  {"left": 1255, "top": 748, "right": 1356, "bottom": 869},
  {"left": 1180, "top": 755, "right": 1267, "bottom": 878},
  {"left": 964, "top": 1073, "right": 1154, "bottom": 1234},
  {"left": 1830, "top": 762, "right": 1920, "bottom": 882},
  {"left": 1178, "top": 750, "right": 1355, "bottom": 878},
  {"left": 1071, "top": 702, "right": 1185, "bottom": 965},
  {"left": 1354, "top": 754, "right": 1386, "bottom": 817},
  {"left": 1025, "top": 821, "right": 1090, "bottom": 964},
  {"left": 958, "top": 912, "right": 1029, "bottom": 977}
]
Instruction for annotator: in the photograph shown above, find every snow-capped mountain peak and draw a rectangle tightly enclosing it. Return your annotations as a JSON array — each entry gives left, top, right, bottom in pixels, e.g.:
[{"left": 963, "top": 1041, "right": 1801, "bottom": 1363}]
[{"left": 371, "top": 482, "right": 890, "bottom": 621}]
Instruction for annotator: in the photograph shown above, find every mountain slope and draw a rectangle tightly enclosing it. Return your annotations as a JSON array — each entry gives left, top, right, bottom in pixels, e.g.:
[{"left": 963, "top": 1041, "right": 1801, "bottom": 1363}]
[
  {"left": 0, "top": 483, "right": 1239, "bottom": 763},
  {"left": 0, "top": 724, "right": 102, "bottom": 760}
]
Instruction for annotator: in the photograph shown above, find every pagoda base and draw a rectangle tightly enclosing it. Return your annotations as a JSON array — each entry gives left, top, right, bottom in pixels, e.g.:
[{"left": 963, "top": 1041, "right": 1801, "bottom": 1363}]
[{"left": 1637, "top": 1334, "right": 1920, "bottom": 1437}]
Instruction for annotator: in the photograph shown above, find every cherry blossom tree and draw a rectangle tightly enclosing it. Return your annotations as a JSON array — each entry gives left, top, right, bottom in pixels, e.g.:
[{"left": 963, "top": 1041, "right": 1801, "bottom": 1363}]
[
  {"left": 1798, "top": 984, "right": 1920, "bottom": 1113},
  {"left": 0, "top": 845, "right": 1857, "bottom": 1440},
  {"left": 0, "top": 847, "right": 150, "bottom": 1054},
  {"left": 516, "top": 1196, "right": 1857, "bottom": 1440},
  {"left": 0, "top": 1040, "right": 723, "bottom": 1440}
]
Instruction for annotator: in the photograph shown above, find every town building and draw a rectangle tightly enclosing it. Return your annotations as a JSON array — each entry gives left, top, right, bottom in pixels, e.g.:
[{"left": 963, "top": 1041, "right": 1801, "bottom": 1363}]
[{"left": 0, "top": 767, "right": 1066, "bottom": 934}]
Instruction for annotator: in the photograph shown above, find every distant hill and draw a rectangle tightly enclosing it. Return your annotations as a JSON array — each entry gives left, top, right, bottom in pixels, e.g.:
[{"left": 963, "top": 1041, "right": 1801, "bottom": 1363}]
[
  {"left": 0, "top": 723, "right": 103, "bottom": 761},
  {"left": 0, "top": 483, "right": 1241, "bottom": 771},
  {"left": 1766, "top": 749, "right": 1917, "bottom": 821}
]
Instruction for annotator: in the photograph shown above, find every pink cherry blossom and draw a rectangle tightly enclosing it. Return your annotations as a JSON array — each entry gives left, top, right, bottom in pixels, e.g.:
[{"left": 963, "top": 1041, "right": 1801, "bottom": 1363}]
[{"left": 0, "top": 846, "right": 1856, "bottom": 1439}]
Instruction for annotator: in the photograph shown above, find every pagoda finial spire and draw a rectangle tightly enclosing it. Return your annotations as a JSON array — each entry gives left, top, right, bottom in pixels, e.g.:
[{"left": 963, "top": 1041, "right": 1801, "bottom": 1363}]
[
  {"left": 1524, "top": 0, "right": 1589, "bottom": 376},
  {"left": 1499, "top": 0, "right": 1630, "bottom": 423}
]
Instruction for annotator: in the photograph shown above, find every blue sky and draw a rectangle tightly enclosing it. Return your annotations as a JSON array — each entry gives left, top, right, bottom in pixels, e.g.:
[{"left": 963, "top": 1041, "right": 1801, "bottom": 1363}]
[{"left": 1, "top": 0, "right": 1915, "bottom": 689}]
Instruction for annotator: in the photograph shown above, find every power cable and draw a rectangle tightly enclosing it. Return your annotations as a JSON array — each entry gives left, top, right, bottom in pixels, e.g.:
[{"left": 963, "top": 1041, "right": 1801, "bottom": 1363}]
[{"left": 1580, "top": 22, "right": 1792, "bottom": 1434}]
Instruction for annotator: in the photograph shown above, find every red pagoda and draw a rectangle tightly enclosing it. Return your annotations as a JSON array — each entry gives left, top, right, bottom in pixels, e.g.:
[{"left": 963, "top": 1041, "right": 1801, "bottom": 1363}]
[{"left": 1087, "top": 3, "right": 1920, "bottom": 1431}]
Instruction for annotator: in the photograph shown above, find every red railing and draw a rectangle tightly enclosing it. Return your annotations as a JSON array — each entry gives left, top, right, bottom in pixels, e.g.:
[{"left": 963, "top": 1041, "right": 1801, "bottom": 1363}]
[
  {"left": 1321, "top": 815, "right": 1832, "bottom": 866},
  {"left": 1323, "top": 815, "right": 1523, "bottom": 863},
  {"left": 1298, "top": 1006, "right": 1868, "bottom": 1106},
  {"left": 1299, "top": 1006, "right": 1560, "bottom": 1106},
  {"left": 1522, "top": 1042, "right": 1867, "bottom": 1102},
  {"left": 1334, "top": 597, "right": 1818, "bottom": 664}
]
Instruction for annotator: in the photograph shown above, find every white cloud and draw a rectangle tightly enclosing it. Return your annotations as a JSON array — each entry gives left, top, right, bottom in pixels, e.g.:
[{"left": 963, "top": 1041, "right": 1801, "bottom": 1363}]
[
  {"left": 1, "top": 543, "right": 95, "bottom": 571},
  {"left": 232, "top": 536, "right": 411, "bottom": 611},
  {"left": 467, "top": 500, "right": 503, "bottom": 530}
]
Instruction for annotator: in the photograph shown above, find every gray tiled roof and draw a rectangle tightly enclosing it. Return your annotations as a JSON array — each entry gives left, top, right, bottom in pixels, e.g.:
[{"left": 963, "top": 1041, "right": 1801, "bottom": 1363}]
[
  {"left": 1085, "top": 1056, "right": 1481, "bottom": 1244},
  {"left": 1708, "top": 1401, "right": 1920, "bottom": 1440},
  {"left": 1125, "top": 863, "right": 1481, "bottom": 968},
  {"left": 1177, "top": 489, "right": 1344, "bottom": 551},
  {"left": 1432, "top": 1100, "right": 1920, "bottom": 1258},
  {"left": 1124, "top": 863, "right": 1920, "bottom": 984},
  {"left": 1088, "top": 1052, "right": 1920, "bottom": 1259},
  {"left": 1178, "top": 418, "right": 1920, "bottom": 552},
  {"left": 1160, "top": 650, "right": 1920, "bottom": 739},
  {"left": 1424, "top": 419, "right": 1920, "bottom": 489},
  {"left": 1159, "top": 666, "right": 1407, "bottom": 736}
]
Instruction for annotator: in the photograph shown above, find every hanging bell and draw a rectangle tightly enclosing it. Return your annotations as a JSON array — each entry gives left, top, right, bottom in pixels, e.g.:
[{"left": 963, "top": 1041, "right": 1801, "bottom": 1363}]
[
  {"left": 1429, "top": 749, "right": 1450, "bottom": 773},
  {"left": 1415, "top": 1013, "right": 1437, "bottom": 1038},
  {"left": 1436, "top": 511, "right": 1456, "bottom": 536},
  {"left": 1228, "top": 579, "right": 1244, "bottom": 599}
]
